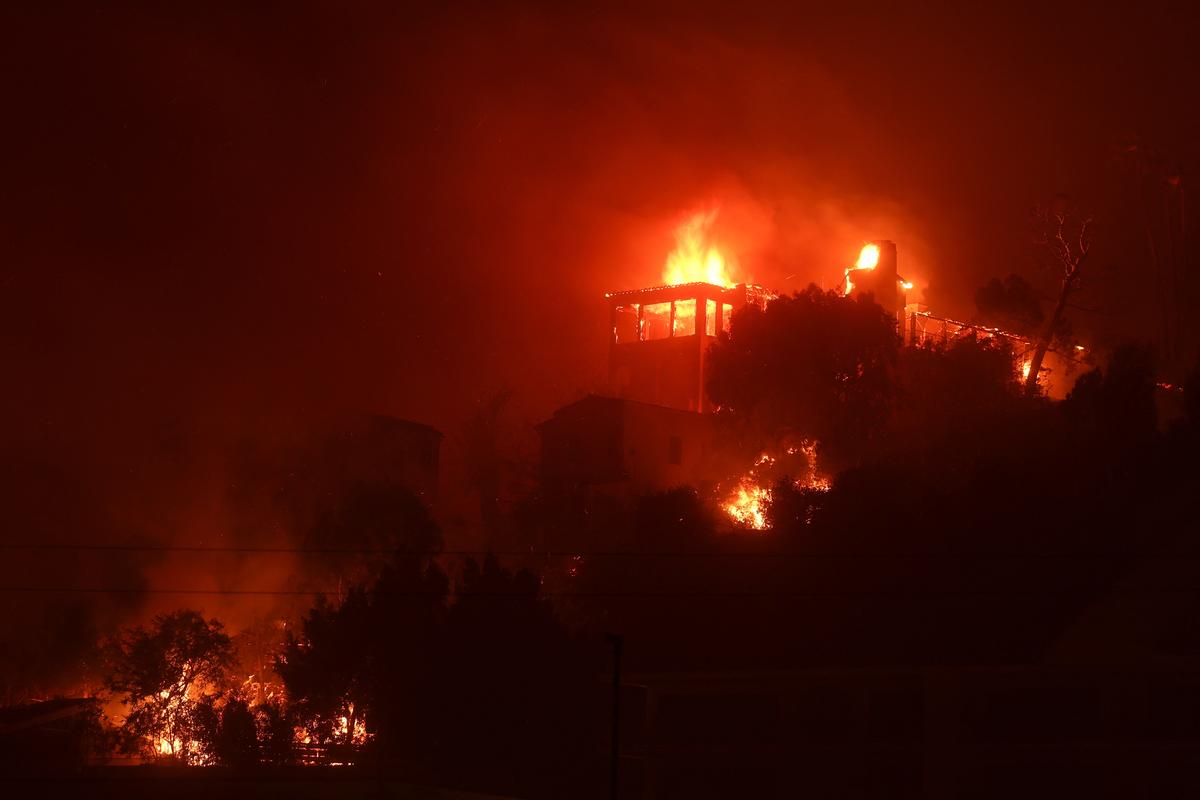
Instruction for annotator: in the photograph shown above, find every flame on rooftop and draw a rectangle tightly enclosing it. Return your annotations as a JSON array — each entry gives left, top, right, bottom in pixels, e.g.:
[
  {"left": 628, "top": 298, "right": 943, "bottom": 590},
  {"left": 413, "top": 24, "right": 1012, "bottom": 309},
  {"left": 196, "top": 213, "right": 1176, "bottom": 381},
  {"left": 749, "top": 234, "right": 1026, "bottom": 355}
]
[{"left": 855, "top": 243, "right": 880, "bottom": 270}]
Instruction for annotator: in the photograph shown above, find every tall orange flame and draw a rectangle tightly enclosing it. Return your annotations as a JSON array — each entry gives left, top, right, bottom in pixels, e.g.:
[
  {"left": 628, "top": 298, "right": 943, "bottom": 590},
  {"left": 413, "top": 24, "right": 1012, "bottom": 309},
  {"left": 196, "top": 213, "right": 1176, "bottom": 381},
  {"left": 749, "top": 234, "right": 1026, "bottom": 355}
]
[
  {"left": 662, "top": 210, "right": 735, "bottom": 287},
  {"left": 724, "top": 480, "right": 770, "bottom": 530},
  {"left": 856, "top": 243, "right": 880, "bottom": 270}
]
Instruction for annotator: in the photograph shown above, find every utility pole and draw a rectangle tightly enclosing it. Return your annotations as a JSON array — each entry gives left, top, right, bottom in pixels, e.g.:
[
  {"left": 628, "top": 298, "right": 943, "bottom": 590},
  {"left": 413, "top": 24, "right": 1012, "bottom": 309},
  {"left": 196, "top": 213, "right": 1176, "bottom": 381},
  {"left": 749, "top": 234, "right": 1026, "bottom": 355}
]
[{"left": 605, "top": 632, "right": 624, "bottom": 800}]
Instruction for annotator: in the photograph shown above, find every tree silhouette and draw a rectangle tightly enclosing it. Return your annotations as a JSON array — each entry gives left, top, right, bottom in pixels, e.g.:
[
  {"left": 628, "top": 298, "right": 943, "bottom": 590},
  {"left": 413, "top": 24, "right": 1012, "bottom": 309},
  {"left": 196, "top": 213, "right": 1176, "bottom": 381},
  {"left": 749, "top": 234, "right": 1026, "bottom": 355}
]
[
  {"left": 1063, "top": 342, "right": 1158, "bottom": 447},
  {"left": 277, "top": 550, "right": 450, "bottom": 761},
  {"left": 1026, "top": 195, "right": 1093, "bottom": 391},
  {"left": 254, "top": 700, "right": 296, "bottom": 766},
  {"left": 432, "top": 554, "right": 599, "bottom": 798},
  {"left": 893, "top": 335, "right": 1024, "bottom": 452},
  {"left": 276, "top": 549, "right": 598, "bottom": 796},
  {"left": 706, "top": 285, "right": 898, "bottom": 468},
  {"left": 104, "top": 610, "right": 234, "bottom": 763},
  {"left": 275, "top": 589, "right": 374, "bottom": 748},
  {"left": 357, "top": 554, "right": 448, "bottom": 765},
  {"left": 213, "top": 697, "right": 260, "bottom": 768}
]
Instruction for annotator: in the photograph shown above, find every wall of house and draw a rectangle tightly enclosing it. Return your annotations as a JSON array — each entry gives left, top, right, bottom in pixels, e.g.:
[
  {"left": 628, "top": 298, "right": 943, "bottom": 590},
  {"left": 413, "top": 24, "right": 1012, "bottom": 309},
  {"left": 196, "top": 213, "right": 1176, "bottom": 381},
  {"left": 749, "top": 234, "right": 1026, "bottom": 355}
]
[
  {"left": 610, "top": 335, "right": 708, "bottom": 412},
  {"left": 537, "top": 396, "right": 720, "bottom": 496},
  {"left": 619, "top": 401, "right": 718, "bottom": 491},
  {"left": 537, "top": 396, "right": 626, "bottom": 492}
]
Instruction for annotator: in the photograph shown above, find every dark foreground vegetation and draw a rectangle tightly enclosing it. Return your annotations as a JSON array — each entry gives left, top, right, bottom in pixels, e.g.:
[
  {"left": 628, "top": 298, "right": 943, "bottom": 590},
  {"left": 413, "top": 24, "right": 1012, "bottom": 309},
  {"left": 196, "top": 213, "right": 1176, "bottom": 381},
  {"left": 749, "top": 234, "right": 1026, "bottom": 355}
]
[{"left": 6, "top": 289, "right": 1200, "bottom": 799}]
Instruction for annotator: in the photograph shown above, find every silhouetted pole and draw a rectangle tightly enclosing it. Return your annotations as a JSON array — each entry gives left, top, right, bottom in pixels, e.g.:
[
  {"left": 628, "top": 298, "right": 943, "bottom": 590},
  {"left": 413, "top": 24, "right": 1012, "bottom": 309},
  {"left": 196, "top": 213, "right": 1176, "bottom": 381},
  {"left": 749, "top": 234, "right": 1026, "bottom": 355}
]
[{"left": 605, "top": 632, "right": 624, "bottom": 800}]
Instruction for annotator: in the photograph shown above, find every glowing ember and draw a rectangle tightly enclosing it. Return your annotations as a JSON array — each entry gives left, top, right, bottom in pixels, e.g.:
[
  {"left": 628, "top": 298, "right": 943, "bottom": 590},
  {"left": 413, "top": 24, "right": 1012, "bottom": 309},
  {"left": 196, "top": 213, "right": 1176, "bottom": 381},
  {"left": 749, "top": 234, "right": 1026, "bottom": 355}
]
[
  {"left": 797, "top": 440, "right": 832, "bottom": 492},
  {"left": 662, "top": 210, "right": 735, "bottom": 287},
  {"left": 856, "top": 243, "right": 880, "bottom": 270},
  {"left": 334, "top": 709, "right": 370, "bottom": 745},
  {"left": 1021, "top": 359, "right": 1032, "bottom": 380}
]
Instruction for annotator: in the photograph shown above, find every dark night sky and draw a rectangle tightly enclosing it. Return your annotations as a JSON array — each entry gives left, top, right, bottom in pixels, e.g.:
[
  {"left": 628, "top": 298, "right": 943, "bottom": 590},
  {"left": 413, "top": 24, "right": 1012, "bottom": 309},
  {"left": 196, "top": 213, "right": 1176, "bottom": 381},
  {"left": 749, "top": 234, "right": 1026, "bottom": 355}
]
[{"left": 2, "top": 1, "right": 1198, "bottom": 545}]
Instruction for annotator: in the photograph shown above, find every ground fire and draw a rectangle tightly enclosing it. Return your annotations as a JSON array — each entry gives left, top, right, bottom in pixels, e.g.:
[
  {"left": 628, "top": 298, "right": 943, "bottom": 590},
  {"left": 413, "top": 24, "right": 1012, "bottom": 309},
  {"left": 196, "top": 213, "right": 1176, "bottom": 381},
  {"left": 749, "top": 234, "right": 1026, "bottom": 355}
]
[{"left": 723, "top": 442, "right": 831, "bottom": 530}]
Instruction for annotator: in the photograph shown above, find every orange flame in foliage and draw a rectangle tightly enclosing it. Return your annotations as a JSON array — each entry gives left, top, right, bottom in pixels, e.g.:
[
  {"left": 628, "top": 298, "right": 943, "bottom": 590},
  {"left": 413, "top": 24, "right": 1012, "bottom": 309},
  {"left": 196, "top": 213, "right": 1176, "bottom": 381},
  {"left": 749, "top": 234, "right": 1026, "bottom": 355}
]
[
  {"left": 723, "top": 442, "right": 831, "bottom": 531},
  {"left": 155, "top": 736, "right": 180, "bottom": 757},
  {"left": 662, "top": 210, "right": 735, "bottom": 287},
  {"left": 294, "top": 702, "right": 372, "bottom": 765},
  {"left": 725, "top": 479, "right": 771, "bottom": 530}
]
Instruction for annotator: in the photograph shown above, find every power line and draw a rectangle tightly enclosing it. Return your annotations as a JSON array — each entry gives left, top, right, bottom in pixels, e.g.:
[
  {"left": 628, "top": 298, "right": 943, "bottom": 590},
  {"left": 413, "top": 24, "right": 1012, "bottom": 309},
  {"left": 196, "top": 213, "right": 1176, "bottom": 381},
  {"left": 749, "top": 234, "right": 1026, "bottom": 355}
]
[
  {"left": 0, "top": 544, "right": 1185, "bottom": 559},
  {"left": 0, "top": 586, "right": 1194, "bottom": 598}
]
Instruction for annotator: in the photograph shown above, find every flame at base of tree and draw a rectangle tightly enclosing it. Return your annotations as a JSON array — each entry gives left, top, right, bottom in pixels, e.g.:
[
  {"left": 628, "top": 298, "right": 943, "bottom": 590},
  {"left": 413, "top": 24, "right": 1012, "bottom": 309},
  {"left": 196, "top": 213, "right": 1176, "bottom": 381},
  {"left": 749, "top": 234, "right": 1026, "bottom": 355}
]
[
  {"left": 128, "top": 657, "right": 224, "bottom": 764},
  {"left": 335, "top": 711, "right": 370, "bottom": 746},
  {"left": 154, "top": 736, "right": 180, "bottom": 757},
  {"left": 151, "top": 733, "right": 215, "bottom": 764}
]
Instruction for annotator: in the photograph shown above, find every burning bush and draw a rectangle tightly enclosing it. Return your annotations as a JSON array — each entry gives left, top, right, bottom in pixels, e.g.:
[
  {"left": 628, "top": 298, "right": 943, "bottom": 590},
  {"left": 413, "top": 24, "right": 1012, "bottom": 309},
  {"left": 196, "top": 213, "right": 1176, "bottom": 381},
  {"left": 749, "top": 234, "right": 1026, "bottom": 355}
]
[{"left": 721, "top": 441, "right": 831, "bottom": 531}]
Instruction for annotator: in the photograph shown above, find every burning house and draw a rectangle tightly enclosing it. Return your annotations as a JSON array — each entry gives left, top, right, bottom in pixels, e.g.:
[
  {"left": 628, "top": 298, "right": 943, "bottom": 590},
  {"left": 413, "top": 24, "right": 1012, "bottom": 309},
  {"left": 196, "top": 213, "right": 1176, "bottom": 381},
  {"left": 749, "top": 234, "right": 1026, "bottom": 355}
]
[
  {"left": 539, "top": 214, "right": 1082, "bottom": 513},
  {"left": 847, "top": 239, "right": 1083, "bottom": 396},
  {"left": 539, "top": 282, "right": 772, "bottom": 497},
  {"left": 606, "top": 281, "right": 775, "bottom": 414},
  {"left": 844, "top": 240, "right": 909, "bottom": 319}
]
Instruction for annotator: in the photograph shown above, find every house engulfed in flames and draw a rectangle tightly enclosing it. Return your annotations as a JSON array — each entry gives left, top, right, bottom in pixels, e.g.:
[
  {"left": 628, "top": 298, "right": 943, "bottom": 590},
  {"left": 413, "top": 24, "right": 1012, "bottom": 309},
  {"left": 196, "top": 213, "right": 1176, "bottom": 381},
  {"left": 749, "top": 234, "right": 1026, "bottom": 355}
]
[
  {"left": 539, "top": 211, "right": 794, "bottom": 526},
  {"left": 538, "top": 213, "right": 776, "bottom": 503},
  {"left": 538, "top": 214, "right": 1079, "bottom": 528},
  {"left": 606, "top": 281, "right": 776, "bottom": 414}
]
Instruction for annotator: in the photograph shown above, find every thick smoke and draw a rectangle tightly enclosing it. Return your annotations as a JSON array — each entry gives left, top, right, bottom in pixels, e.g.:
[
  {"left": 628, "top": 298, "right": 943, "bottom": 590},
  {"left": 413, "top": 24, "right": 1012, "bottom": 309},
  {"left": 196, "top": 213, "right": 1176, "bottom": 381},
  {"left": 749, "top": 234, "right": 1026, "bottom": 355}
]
[{"left": 2, "top": 2, "right": 1197, "bottom": 692}]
